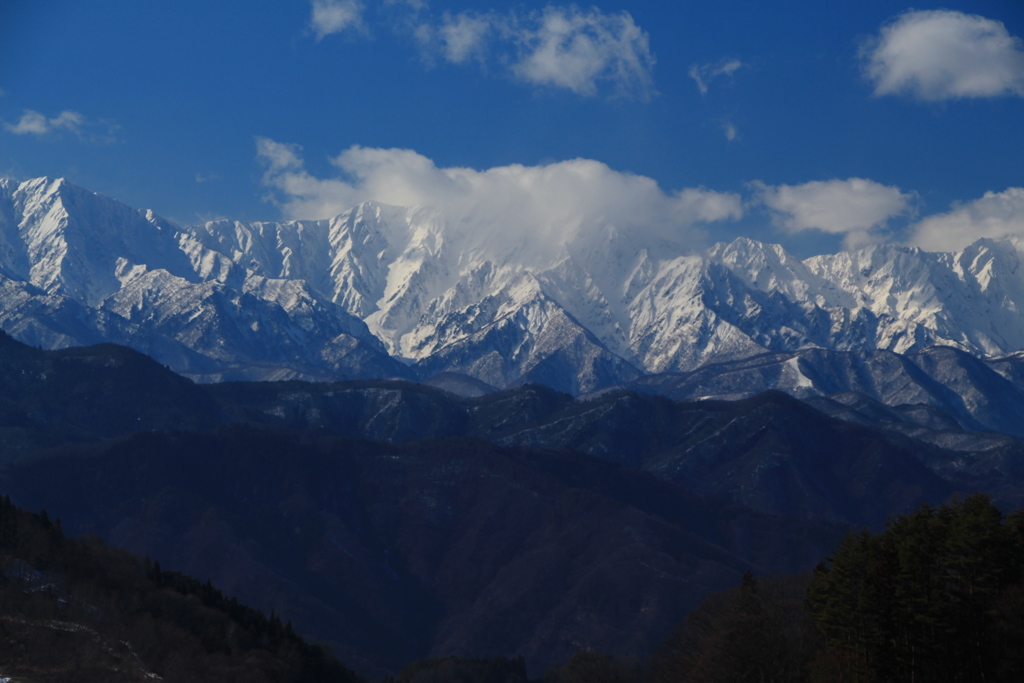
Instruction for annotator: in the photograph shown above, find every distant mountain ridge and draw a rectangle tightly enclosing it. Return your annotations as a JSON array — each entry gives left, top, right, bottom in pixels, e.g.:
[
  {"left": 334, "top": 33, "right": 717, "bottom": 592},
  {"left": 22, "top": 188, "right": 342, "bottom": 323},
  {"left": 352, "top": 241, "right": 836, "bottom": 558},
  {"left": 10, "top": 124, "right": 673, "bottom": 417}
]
[
  {"left": 1, "top": 328, "right": 1021, "bottom": 523},
  {"left": 3, "top": 176, "right": 1024, "bottom": 393},
  {"left": 4, "top": 328, "right": 1024, "bottom": 675},
  {"left": 601, "top": 344, "right": 1024, "bottom": 439}
]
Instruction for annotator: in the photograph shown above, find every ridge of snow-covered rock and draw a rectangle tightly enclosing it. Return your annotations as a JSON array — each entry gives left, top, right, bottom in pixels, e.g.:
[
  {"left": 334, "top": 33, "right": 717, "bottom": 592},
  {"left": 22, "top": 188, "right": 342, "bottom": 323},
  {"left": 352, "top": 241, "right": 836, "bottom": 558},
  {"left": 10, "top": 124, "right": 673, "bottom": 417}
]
[
  {"left": 607, "top": 345, "right": 1024, "bottom": 439},
  {"left": 2, "top": 177, "right": 1024, "bottom": 392},
  {"left": 0, "top": 179, "right": 401, "bottom": 382}
]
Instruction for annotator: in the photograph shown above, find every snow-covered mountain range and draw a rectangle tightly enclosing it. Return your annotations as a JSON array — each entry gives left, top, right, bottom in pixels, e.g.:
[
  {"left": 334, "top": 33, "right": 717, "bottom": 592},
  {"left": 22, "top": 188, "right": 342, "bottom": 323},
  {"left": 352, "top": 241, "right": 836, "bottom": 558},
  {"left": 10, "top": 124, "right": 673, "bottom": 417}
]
[{"left": 2, "top": 176, "right": 1023, "bottom": 394}]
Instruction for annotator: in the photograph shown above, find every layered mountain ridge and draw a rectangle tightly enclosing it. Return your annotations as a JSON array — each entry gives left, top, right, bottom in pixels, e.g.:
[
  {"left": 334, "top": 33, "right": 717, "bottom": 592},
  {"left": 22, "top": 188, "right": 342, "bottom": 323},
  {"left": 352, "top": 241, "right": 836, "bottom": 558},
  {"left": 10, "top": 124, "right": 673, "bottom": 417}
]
[
  {"left": 6, "top": 329, "right": 1024, "bottom": 675},
  {"left": 2, "top": 176, "right": 1024, "bottom": 394}
]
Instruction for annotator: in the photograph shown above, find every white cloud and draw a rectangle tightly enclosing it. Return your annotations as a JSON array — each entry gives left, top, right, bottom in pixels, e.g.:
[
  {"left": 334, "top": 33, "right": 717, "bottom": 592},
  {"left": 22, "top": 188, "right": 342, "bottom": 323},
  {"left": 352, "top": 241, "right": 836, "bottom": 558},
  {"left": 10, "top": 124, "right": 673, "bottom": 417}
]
[
  {"left": 256, "top": 137, "right": 304, "bottom": 172},
  {"left": 257, "top": 139, "right": 741, "bottom": 257},
  {"left": 863, "top": 10, "right": 1024, "bottom": 100},
  {"left": 50, "top": 111, "right": 83, "bottom": 130},
  {"left": 4, "top": 109, "right": 85, "bottom": 136},
  {"left": 507, "top": 6, "right": 655, "bottom": 98},
  {"left": 721, "top": 121, "right": 738, "bottom": 142},
  {"left": 909, "top": 188, "right": 1024, "bottom": 252},
  {"left": 309, "top": 2, "right": 655, "bottom": 98},
  {"left": 755, "top": 178, "right": 914, "bottom": 249},
  {"left": 688, "top": 58, "right": 743, "bottom": 96},
  {"left": 434, "top": 11, "right": 493, "bottom": 64},
  {"left": 4, "top": 111, "right": 49, "bottom": 135},
  {"left": 412, "top": 5, "right": 654, "bottom": 99},
  {"left": 310, "top": 0, "right": 366, "bottom": 40}
]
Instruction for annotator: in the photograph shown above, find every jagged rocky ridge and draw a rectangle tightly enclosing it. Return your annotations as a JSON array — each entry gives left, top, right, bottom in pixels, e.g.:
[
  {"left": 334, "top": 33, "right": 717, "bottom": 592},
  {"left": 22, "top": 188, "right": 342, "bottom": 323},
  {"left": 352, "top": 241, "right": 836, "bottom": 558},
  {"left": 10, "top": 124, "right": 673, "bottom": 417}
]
[{"left": 3, "top": 176, "right": 1024, "bottom": 394}]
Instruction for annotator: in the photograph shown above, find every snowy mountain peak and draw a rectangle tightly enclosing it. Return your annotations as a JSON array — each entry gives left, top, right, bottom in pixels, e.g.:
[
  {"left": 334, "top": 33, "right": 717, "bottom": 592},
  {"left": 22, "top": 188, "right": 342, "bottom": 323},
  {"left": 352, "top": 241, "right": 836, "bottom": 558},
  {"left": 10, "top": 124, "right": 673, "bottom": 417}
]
[
  {"left": 707, "top": 237, "right": 829, "bottom": 303},
  {"left": 7, "top": 177, "right": 203, "bottom": 306},
  {"left": 2, "top": 177, "right": 1024, "bottom": 393}
]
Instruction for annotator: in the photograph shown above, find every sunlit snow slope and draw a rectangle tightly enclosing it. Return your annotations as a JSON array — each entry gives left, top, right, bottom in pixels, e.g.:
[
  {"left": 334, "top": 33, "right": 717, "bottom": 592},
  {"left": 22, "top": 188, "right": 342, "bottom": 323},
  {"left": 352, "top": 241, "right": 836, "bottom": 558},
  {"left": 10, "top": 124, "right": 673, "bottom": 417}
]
[{"left": 1, "top": 177, "right": 1023, "bottom": 392}]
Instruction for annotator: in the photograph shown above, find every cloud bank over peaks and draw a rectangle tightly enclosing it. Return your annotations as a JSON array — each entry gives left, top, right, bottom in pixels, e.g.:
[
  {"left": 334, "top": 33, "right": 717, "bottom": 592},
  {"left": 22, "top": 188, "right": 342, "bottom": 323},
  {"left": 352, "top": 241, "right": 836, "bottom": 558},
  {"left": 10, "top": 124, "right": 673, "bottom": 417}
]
[
  {"left": 863, "top": 10, "right": 1024, "bottom": 100},
  {"left": 256, "top": 138, "right": 742, "bottom": 260},
  {"left": 909, "top": 188, "right": 1024, "bottom": 252},
  {"left": 754, "top": 178, "right": 914, "bottom": 249}
]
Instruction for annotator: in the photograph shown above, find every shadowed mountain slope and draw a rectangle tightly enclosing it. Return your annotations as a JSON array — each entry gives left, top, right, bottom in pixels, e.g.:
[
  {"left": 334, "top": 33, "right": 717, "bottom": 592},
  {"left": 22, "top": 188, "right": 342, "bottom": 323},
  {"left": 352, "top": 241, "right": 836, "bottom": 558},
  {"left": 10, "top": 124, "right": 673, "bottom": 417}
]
[
  {"left": 2, "top": 333, "right": 1024, "bottom": 675},
  {"left": 0, "top": 330, "right": 220, "bottom": 460},
  {"left": 203, "top": 380, "right": 1019, "bottom": 526},
  {"left": 0, "top": 330, "right": 1019, "bottom": 526},
  {"left": 1, "top": 426, "right": 840, "bottom": 677},
  {"left": 0, "top": 495, "right": 362, "bottom": 683}
]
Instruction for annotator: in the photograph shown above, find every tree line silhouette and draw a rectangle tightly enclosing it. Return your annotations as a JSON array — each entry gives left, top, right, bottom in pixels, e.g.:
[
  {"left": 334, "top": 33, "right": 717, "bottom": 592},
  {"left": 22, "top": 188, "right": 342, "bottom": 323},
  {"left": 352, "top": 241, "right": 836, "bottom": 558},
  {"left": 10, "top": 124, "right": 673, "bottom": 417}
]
[
  {"left": 650, "top": 493, "right": 1024, "bottom": 682},
  {"left": 2, "top": 490, "right": 1022, "bottom": 681}
]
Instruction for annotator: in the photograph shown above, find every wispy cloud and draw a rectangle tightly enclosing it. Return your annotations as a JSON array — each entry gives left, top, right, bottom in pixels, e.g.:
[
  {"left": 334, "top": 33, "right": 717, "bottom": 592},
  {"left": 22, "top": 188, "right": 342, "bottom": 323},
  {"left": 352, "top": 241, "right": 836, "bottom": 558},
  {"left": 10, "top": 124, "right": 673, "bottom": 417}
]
[
  {"left": 419, "top": 10, "right": 494, "bottom": 65},
  {"left": 256, "top": 137, "right": 305, "bottom": 173},
  {"left": 504, "top": 6, "right": 655, "bottom": 99},
  {"left": 4, "top": 109, "right": 84, "bottom": 136},
  {"left": 754, "top": 178, "right": 914, "bottom": 249},
  {"left": 2, "top": 109, "right": 119, "bottom": 143},
  {"left": 909, "top": 188, "right": 1024, "bottom": 251},
  {"left": 311, "top": 1, "right": 656, "bottom": 99},
  {"left": 862, "top": 10, "right": 1024, "bottom": 100},
  {"left": 721, "top": 121, "right": 738, "bottom": 142},
  {"left": 195, "top": 173, "right": 220, "bottom": 184},
  {"left": 194, "top": 212, "right": 230, "bottom": 224},
  {"left": 688, "top": 58, "right": 743, "bottom": 96},
  {"left": 310, "top": 0, "right": 366, "bottom": 40},
  {"left": 256, "top": 138, "right": 740, "bottom": 258}
]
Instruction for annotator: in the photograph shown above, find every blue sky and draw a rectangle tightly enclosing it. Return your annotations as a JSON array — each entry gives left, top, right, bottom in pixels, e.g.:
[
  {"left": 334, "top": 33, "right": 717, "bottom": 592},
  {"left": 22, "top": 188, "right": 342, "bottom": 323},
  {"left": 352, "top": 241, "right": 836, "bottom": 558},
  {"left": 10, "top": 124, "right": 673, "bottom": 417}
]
[{"left": 1, "top": 0, "right": 1022, "bottom": 256}]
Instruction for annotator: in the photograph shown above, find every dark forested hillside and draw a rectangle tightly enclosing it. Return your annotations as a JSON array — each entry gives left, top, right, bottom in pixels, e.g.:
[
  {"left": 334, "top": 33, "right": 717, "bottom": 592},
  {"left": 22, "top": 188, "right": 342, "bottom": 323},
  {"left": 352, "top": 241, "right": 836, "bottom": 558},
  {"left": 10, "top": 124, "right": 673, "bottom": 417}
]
[
  {"left": 2, "top": 330, "right": 1023, "bottom": 526},
  {"left": 199, "top": 379, "right": 1024, "bottom": 526},
  {"left": 0, "top": 331, "right": 220, "bottom": 461},
  {"left": 650, "top": 495, "right": 1024, "bottom": 683},
  {"left": 0, "top": 425, "right": 841, "bottom": 676},
  {"left": 0, "top": 495, "right": 361, "bottom": 683}
]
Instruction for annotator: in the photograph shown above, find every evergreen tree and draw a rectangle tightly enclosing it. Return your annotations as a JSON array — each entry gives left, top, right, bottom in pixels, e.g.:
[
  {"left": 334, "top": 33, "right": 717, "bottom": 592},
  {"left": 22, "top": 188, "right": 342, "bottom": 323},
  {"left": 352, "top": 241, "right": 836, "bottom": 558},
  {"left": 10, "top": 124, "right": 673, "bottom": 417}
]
[
  {"left": 652, "top": 573, "right": 819, "bottom": 682},
  {"left": 807, "top": 494, "right": 1024, "bottom": 682}
]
